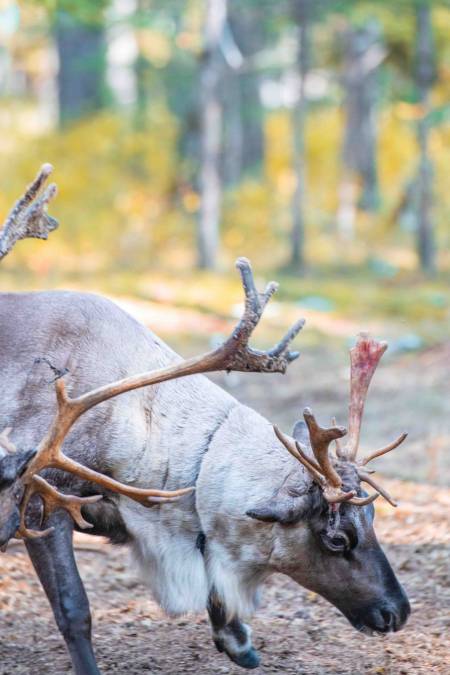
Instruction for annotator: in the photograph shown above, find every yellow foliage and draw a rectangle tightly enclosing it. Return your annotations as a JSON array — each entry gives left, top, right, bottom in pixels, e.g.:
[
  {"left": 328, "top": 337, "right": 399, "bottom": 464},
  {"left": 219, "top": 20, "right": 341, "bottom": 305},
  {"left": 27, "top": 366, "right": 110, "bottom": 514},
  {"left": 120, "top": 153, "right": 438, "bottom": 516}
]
[
  {"left": 137, "top": 28, "right": 172, "bottom": 68},
  {"left": 1, "top": 96, "right": 450, "bottom": 276},
  {"left": 223, "top": 180, "right": 277, "bottom": 261},
  {"left": 0, "top": 106, "right": 193, "bottom": 272}
]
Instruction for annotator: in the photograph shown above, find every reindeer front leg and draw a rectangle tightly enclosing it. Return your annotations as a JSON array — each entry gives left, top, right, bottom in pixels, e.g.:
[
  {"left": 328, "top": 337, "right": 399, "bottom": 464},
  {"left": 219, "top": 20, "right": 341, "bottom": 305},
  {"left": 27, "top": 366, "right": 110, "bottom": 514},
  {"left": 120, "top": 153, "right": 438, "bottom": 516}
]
[
  {"left": 207, "top": 592, "right": 260, "bottom": 670},
  {"left": 25, "top": 509, "right": 101, "bottom": 675}
]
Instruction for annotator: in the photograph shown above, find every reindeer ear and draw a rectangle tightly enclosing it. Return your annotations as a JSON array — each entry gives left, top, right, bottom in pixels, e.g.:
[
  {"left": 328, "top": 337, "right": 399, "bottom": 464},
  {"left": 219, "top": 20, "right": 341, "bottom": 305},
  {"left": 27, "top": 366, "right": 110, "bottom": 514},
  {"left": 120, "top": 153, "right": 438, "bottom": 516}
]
[
  {"left": 246, "top": 491, "right": 310, "bottom": 525},
  {"left": 0, "top": 448, "right": 36, "bottom": 488},
  {"left": 292, "top": 420, "right": 310, "bottom": 446}
]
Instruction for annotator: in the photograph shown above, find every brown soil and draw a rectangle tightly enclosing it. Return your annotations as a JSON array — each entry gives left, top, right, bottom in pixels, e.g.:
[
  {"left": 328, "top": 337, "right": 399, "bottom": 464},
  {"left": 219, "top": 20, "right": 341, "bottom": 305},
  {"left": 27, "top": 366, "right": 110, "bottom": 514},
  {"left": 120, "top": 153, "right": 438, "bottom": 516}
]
[{"left": 0, "top": 479, "right": 448, "bottom": 674}]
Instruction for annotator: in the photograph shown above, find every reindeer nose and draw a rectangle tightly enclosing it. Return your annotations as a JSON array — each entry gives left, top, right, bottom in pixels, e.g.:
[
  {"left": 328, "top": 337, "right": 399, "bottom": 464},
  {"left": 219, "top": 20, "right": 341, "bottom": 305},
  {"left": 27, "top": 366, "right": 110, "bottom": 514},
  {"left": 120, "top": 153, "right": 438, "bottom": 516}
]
[
  {"left": 366, "top": 596, "right": 411, "bottom": 633},
  {"left": 380, "top": 608, "right": 398, "bottom": 632}
]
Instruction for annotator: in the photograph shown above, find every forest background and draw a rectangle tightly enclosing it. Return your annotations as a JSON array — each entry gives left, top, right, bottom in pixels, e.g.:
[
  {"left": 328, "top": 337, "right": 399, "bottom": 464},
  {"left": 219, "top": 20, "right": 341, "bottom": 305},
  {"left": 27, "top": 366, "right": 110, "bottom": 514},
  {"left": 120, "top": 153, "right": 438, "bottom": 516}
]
[{"left": 0, "top": 0, "right": 449, "bottom": 485}]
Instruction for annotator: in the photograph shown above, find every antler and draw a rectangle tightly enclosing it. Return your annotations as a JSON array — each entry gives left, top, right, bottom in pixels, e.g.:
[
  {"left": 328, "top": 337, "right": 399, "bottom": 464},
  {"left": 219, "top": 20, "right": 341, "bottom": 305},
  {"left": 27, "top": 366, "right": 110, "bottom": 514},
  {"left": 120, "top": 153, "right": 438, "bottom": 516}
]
[
  {"left": 273, "top": 333, "right": 407, "bottom": 509},
  {"left": 16, "top": 258, "right": 304, "bottom": 537},
  {"left": 275, "top": 411, "right": 378, "bottom": 506},
  {"left": 342, "top": 333, "right": 387, "bottom": 460},
  {"left": 20, "top": 476, "right": 103, "bottom": 538},
  {"left": 0, "top": 164, "right": 58, "bottom": 261},
  {"left": 303, "top": 409, "right": 375, "bottom": 505},
  {"left": 359, "top": 432, "right": 408, "bottom": 467}
]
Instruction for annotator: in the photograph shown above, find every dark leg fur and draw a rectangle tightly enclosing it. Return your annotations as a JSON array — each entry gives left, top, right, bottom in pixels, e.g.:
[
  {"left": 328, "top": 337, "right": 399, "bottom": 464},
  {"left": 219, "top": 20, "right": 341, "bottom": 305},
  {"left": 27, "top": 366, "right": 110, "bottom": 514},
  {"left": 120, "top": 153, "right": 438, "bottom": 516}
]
[
  {"left": 25, "top": 510, "right": 101, "bottom": 675},
  {"left": 207, "top": 592, "right": 260, "bottom": 669}
]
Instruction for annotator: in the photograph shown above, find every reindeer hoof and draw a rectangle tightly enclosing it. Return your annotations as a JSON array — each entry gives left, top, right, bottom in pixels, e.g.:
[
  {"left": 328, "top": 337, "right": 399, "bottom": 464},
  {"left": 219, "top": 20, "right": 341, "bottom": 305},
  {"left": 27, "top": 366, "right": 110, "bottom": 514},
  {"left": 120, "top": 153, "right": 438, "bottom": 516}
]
[
  {"left": 214, "top": 638, "right": 261, "bottom": 669},
  {"left": 229, "top": 647, "right": 261, "bottom": 669}
]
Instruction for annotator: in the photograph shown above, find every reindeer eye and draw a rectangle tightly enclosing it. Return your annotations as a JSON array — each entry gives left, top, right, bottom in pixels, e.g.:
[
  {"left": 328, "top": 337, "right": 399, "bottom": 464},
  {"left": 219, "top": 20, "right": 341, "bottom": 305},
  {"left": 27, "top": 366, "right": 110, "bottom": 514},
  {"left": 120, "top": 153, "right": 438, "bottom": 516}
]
[{"left": 321, "top": 531, "right": 352, "bottom": 553}]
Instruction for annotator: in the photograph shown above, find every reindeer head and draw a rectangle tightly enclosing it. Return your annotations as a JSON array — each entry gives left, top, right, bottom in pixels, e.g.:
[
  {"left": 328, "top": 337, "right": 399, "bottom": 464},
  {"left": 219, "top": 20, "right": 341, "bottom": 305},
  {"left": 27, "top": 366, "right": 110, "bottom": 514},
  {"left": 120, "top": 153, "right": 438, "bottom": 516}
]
[
  {"left": 247, "top": 333, "right": 410, "bottom": 635},
  {"left": 0, "top": 430, "right": 36, "bottom": 547}
]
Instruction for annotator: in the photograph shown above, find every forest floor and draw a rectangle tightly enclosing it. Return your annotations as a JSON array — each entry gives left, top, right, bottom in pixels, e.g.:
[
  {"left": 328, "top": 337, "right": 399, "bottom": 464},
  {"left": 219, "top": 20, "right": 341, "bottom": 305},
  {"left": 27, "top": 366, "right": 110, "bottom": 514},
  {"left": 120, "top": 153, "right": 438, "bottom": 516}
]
[{"left": 0, "top": 295, "right": 448, "bottom": 674}]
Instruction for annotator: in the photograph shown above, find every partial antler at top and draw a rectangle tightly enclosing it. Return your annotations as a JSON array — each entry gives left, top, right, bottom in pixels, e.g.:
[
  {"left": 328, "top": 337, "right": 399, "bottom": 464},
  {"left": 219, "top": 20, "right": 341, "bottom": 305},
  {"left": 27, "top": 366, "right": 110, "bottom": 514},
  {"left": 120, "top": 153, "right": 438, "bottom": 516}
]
[
  {"left": 341, "top": 332, "right": 387, "bottom": 460},
  {"left": 273, "top": 333, "right": 407, "bottom": 509},
  {"left": 340, "top": 332, "right": 407, "bottom": 465},
  {"left": 14, "top": 257, "right": 304, "bottom": 537},
  {"left": 0, "top": 164, "right": 58, "bottom": 261}
]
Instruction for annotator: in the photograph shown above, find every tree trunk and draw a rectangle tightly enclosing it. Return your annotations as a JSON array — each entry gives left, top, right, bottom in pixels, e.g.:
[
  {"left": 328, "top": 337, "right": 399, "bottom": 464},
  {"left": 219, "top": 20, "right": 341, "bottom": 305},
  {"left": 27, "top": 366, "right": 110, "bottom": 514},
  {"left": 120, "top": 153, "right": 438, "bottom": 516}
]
[
  {"left": 134, "top": 0, "right": 151, "bottom": 131},
  {"left": 222, "top": 66, "right": 243, "bottom": 186},
  {"left": 229, "top": 1, "right": 265, "bottom": 176},
  {"left": 337, "top": 22, "right": 384, "bottom": 239},
  {"left": 197, "top": 0, "right": 227, "bottom": 270},
  {"left": 415, "top": 2, "right": 436, "bottom": 274},
  {"left": 290, "top": 0, "right": 311, "bottom": 271},
  {"left": 55, "top": 11, "right": 106, "bottom": 126}
]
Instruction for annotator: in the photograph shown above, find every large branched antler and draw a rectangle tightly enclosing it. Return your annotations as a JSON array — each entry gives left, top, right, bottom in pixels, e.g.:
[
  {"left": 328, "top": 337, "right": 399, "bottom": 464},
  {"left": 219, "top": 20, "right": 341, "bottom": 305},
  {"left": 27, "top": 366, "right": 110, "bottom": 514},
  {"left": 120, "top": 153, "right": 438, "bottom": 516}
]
[
  {"left": 0, "top": 164, "right": 58, "bottom": 261},
  {"left": 10, "top": 257, "right": 304, "bottom": 537},
  {"left": 274, "top": 333, "right": 407, "bottom": 509}
]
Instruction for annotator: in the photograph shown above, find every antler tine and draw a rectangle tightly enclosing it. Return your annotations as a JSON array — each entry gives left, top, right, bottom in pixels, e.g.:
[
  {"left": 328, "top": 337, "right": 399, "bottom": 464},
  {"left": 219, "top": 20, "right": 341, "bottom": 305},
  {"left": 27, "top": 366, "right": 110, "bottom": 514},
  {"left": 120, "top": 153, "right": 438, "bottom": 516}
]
[
  {"left": 360, "top": 432, "right": 408, "bottom": 467},
  {"left": 302, "top": 408, "right": 346, "bottom": 488},
  {"left": 231, "top": 257, "right": 305, "bottom": 372},
  {"left": 0, "top": 164, "right": 58, "bottom": 261},
  {"left": 331, "top": 416, "right": 344, "bottom": 458},
  {"left": 31, "top": 476, "right": 103, "bottom": 531},
  {"left": 236, "top": 256, "right": 278, "bottom": 320},
  {"left": 302, "top": 409, "right": 357, "bottom": 504},
  {"left": 0, "top": 428, "right": 17, "bottom": 454},
  {"left": 273, "top": 425, "right": 325, "bottom": 485},
  {"left": 344, "top": 333, "right": 387, "bottom": 461},
  {"left": 4, "top": 163, "right": 53, "bottom": 222},
  {"left": 357, "top": 469, "right": 397, "bottom": 507},
  {"left": 348, "top": 492, "right": 380, "bottom": 506}
]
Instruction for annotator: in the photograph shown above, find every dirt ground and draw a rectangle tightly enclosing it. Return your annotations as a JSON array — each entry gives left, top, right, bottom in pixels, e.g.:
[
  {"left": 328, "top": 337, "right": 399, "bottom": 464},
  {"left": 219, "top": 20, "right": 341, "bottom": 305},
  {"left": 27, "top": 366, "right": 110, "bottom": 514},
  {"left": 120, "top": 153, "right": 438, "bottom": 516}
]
[
  {"left": 0, "top": 478, "right": 448, "bottom": 675},
  {"left": 0, "top": 298, "right": 448, "bottom": 674}
]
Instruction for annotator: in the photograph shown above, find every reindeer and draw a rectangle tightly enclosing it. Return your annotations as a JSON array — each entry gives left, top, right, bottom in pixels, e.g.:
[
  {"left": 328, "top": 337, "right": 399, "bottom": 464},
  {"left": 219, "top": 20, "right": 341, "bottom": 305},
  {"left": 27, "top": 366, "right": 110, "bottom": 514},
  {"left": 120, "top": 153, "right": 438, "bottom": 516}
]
[{"left": 0, "top": 167, "right": 410, "bottom": 673}]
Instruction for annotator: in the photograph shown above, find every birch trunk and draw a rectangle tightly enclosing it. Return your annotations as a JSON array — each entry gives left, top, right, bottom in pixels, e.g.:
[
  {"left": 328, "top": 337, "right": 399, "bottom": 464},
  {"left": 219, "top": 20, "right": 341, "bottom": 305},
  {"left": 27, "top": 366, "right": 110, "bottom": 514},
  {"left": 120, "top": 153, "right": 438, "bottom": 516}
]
[
  {"left": 198, "top": 0, "right": 227, "bottom": 270},
  {"left": 290, "top": 0, "right": 311, "bottom": 271},
  {"left": 415, "top": 2, "right": 436, "bottom": 274}
]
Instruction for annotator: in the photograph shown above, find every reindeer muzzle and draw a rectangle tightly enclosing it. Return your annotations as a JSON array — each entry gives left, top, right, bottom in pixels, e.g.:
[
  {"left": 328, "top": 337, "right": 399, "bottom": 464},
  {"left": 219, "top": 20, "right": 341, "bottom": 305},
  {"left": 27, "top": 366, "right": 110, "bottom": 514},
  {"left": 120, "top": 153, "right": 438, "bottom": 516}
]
[{"left": 347, "top": 593, "right": 411, "bottom": 635}]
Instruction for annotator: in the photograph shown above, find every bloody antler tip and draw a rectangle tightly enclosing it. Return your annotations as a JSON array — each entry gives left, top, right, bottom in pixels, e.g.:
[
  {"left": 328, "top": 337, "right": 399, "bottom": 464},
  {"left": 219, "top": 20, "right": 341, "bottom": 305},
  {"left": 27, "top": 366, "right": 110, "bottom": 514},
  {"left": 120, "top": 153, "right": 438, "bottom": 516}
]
[{"left": 355, "top": 332, "right": 388, "bottom": 354}]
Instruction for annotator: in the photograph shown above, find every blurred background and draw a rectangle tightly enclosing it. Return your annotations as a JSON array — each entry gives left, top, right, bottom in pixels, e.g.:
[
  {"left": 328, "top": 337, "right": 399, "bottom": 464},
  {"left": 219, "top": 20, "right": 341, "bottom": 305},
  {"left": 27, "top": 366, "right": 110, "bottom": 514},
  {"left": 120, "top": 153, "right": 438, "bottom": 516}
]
[{"left": 0, "top": 0, "right": 448, "bottom": 483}]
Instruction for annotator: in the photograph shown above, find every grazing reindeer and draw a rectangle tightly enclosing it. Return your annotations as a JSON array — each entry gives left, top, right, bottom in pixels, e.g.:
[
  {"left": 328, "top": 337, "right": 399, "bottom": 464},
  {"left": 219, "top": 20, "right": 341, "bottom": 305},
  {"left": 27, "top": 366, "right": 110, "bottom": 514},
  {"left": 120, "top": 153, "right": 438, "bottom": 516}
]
[{"left": 0, "top": 167, "right": 410, "bottom": 674}]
